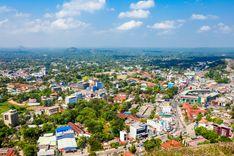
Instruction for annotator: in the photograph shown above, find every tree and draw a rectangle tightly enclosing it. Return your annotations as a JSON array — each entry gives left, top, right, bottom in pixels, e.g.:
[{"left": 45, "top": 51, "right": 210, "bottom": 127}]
[
  {"left": 23, "top": 144, "right": 37, "bottom": 156},
  {"left": 129, "top": 144, "right": 136, "bottom": 154},
  {"left": 77, "top": 136, "right": 88, "bottom": 149},
  {"left": 144, "top": 138, "right": 162, "bottom": 152},
  {"left": 88, "top": 137, "right": 103, "bottom": 152},
  {"left": 196, "top": 113, "right": 203, "bottom": 122}
]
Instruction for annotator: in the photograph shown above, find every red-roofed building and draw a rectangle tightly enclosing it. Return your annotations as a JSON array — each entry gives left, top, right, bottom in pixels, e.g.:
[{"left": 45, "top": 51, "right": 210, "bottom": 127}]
[
  {"left": 124, "top": 151, "right": 134, "bottom": 156},
  {"left": 182, "top": 103, "right": 206, "bottom": 121},
  {"left": 161, "top": 140, "right": 182, "bottom": 149},
  {"left": 117, "top": 113, "right": 140, "bottom": 122},
  {"left": 114, "top": 93, "right": 127, "bottom": 103},
  {"left": 0, "top": 148, "right": 15, "bottom": 156}
]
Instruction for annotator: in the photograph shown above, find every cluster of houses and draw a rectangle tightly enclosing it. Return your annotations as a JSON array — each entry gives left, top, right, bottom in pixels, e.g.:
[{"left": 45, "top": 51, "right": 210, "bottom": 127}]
[{"left": 37, "top": 122, "right": 90, "bottom": 156}]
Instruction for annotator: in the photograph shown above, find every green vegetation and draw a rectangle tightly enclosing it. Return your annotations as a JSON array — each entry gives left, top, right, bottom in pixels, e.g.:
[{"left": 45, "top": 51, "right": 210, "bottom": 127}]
[
  {"left": 195, "top": 127, "right": 231, "bottom": 143},
  {"left": 32, "top": 99, "right": 124, "bottom": 152},
  {"left": 0, "top": 121, "right": 15, "bottom": 147},
  {"left": 148, "top": 142, "right": 234, "bottom": 156},
  {"left": 206, "top": 115, "right": 223, "bottom": 125},
  {"left": 0, "top": 102, "right": 23, "bottom": 115},
  {"left": 129, "top": 144, "right": 137, "bottom": 154},
  {"left": 205, "top": 69, "right": 229, "bottom": 84},
  {"left": 144, "top": 138, "right": 162, "bottom": 152}
]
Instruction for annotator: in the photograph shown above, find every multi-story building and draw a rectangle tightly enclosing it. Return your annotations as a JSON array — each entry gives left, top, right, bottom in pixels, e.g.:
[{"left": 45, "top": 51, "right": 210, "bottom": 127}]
[
  {"left": 3, "top": 110, "right": 18, "bottom": 127},
  {"left": 65, "top": 95, "right": 78, "bottom": 105},
  {"left": 120, "top": 131, "right": 127, "bottom": 142},
  {"left": 45, "top": 106, "right": 60, "bottom": 116},
  {"left": 129, "top": 122, "right": 148, "bottom": 139},
  {"left": 213, "top": 124, "right": 232, "bottom": 138}
]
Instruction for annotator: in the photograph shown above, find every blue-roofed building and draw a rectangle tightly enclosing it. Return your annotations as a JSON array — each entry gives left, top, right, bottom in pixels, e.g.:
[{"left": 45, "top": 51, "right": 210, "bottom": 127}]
[
  {"left": 168, "top": 82, "right": 174, "bottom": 89},
  {"left": 96, "top": 81, "right": 103, "bottom": 90},
  {"left": 56, "top": 126, "right": 77, "bottom": 153}
]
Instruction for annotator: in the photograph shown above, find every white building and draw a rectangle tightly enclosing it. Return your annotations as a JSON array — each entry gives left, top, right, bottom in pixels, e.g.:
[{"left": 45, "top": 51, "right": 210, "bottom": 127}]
[
  {"left": 129, "top": 122, "right": 148, "bottom": 139},
  {"left": 65, "top": 95, "right": 77, "bottom": 105},
  {"left": 120, "top": 131, "right": 127, "bottom": 142}
]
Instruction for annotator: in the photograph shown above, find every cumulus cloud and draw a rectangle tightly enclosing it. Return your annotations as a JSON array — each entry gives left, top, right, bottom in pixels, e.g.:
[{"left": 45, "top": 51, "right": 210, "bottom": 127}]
[
  {"left": 56, "top": 0, "right": 106, "bottom": 18},
  {"left": 117, "top": 20, "right": 143, "bottom": 31},
  {"left": 51, "top": 18, "right": 87, "bottom": 30},
  {"left": 130, "top": 0, "right": 155, "bottom": 10},
  {"left": 15, "top": 12, "right": 30, "bottom": 18},
  {"left": 197, "top": 23, "right": 232, "bottom": 34},
  {"left": 191, "top": 13, "right": 218, "bottom": 20},
  {"left": 198, "top": 25, "right": 211, "bottom": 33},
  {"left": 118, "top": 9, "right": 150, "bottom": 19},
  {"left": 148, "top": 20, "right": 185, "bottom": 30},
  {"left": 216, "top": 23, "right": 232, "bottom": 33},
  {"left": 0, "top": 6, "right": 13, "bottom": 13},
  {"left": 0, "top": 19, "right": 8, "bottom": 27}
]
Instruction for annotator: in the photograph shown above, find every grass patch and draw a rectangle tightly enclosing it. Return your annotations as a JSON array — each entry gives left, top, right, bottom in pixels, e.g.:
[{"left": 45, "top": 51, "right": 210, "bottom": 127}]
[
  {"left": 148, "top": 142, "right": 234, "bottom": 156},
  {"left": 0, "top": 102, "right": 22, "bottom": 115}
]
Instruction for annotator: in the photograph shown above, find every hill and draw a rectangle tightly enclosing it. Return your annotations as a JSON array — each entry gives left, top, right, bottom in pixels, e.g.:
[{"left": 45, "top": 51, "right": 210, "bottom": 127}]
[{"left": 147, "top": 142, "right": 234, "bottom": 156}]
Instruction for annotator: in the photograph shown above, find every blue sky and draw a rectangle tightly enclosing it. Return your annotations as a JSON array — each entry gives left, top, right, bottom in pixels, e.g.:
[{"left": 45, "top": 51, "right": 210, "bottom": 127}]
[{"left": 0, "top": 0, "right": 233, "bottom": 47}]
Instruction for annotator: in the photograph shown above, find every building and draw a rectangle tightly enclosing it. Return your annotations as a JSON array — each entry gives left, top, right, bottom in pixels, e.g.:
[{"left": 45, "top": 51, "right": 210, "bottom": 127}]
[
  {"left": 37, "top": 133, "right": 56, "bottom": 156},
  {"left": 0, "top": 148, "right": 15, "bottom": 156},
  {"left": 161, "top": 140, "right": 182, "bottom": 149},
  {"left": 3, "top": 110, "right": 18, "bottom": 127},
  {"left": 182, "top": 103, "right": 206, "bottom": 121},
  {"left": 179, "top": 89, "right": 219, "bottom": 105},
  {"left": 129, "top": 122, "right": 148, "bottom": 139},
  {"left": 183, "top": 136, "right": 207, "bottom": 147},
  {"left": 65, "top": 92, "right": 83, "bottom": 105},
  {"left": 96, "top": 81, "right": 103, "bottom": 90},
  {"left": 65, "top": 95, "right": 77, "bottom": 105},
  {"left": 45, "top": 106, "right": 60, "bottom": 116},
  {"left": 114, "top": 93, "right": 127, "bottom": 103},
  {"left": 37, "top": 149, "right": 54, "bottom": 156},
  {"left": 120, "top": 131, "right": 127, "bottom": 142},
  {"left": 37, "top": 133, "right": 56, "bottom": 149},
  {"left": 180, "top": 95, "right": 201, "bottom": 104},
  {"left": 213, "top": 124, "right": 232, "bottom": 138},
  {"left": 56, "top": 126, "right": 77, "bottom": 153},
  {"left": 168, "top": 82, "right": 174, "bottom": 89}
]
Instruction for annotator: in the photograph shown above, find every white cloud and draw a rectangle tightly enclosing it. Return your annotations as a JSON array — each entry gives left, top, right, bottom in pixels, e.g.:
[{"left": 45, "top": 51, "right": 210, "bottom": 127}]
[
  {"left": 191, "top": 14, "right": 218, "bottom": 20},
  {"left": 56, "top": 0, "right": 106, "bottom": 18},
  {"left": 130, "top": 0, "right": 155, "bottom": 10},
  {"left": 118, "top": 9, "right": 150, "bottom": 19},
  {"left": 0, "top": 19, "right": 8, "bottom": 27},
  {"left": 51, "top": 18, "right": 87, "bottom": 30},
  {"left": 216, "top": 23, "right": 232, "bottom": 33},
  {"left": 198, "top": 25, "right": 211, "bottom": 33},
  {"left": 148, "top": 20, "right": 185, "bottom": 30},
  {"left": 117, "top": 20, "right": 143, "bottom": 31},
  {"left": 0, "top": 6, "right": 13, "bottom": 13},
  {"left": 15, "top": 12, "right": 31, "bottom": 18}
]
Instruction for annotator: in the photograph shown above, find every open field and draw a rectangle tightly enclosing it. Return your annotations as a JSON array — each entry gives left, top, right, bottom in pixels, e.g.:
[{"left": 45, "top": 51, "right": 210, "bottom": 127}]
[{"left": 0, "top": 101, "right": 23, "bottom": 115}]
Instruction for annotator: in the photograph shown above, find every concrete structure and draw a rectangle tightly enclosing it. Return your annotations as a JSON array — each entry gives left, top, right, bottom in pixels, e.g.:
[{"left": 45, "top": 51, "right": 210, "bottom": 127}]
[
  {"left": 56, "top": 126, "right": 77, "bottom": 153},
  {"left": 45, "top": 106, "right": 60, "bottom": 116},
  {"left": 37, "top": 149, "right": 54, "bottom": 156},
  {"left": 213, "top": 124, "right": 232, "bottom": 138},
  {"left": 2, "top": 110, "right": 18, "bottom": 127},
  {"left": 37, "top": 133, "right": 56, "bottom": 150},
  {"left": 65, "top": 95, "right": 77, "bottom": 105},
  {"left": 0, "top": 148, "right": 15, "bottom": 156},
  {"left": 182, "top": 103, "right": 206, "bottom": 121},
  {"left": 65, "top": 92, "right": 83, "bottom": 105},
  {"left": 129, "top": 122, "right": 148, "bottom": 139},
  {"left": 120, "top": 131, "right": 127, "bottom": 142}
]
